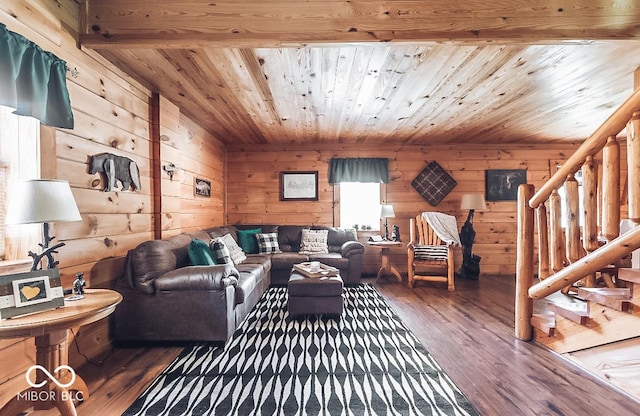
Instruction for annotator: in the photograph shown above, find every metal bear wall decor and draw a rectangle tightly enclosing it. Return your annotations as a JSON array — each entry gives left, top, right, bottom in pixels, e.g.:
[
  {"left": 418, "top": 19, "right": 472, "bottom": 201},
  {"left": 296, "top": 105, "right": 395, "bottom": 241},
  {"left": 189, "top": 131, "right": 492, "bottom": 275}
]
[{"left": 88, "top": 152, "right": 141, "bottom": 192}]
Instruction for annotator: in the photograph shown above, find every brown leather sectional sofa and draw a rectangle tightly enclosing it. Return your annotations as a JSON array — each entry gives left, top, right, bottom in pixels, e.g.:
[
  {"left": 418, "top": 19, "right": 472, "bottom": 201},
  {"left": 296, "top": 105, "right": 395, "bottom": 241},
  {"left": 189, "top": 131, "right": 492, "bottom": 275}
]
[{"left": 112, "top": 224, "right": 364, "bottom": 342}]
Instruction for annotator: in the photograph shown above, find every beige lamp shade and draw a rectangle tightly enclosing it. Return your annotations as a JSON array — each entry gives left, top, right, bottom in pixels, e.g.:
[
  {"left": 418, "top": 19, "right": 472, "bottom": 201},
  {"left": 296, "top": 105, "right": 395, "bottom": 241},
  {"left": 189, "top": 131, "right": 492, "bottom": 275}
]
[
  {"left": 460, "top": 194, "right": 487, "bottom": 211},
  {"left": 380, "top": 204, "right": 395, "bottom": 218},
  {"left": 6, "top": 179, "right": 82, "bottom": 224}
]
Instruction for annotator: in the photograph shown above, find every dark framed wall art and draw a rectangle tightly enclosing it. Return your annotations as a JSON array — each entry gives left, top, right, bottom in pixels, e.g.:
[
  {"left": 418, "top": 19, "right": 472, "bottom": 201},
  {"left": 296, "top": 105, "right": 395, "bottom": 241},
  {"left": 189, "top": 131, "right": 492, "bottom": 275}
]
[
  {"left": 280, "top": 171, "right": 318, "bottom": 201},
  {"left": 485, "top": 169, "right": 527, "bottom": 201}
]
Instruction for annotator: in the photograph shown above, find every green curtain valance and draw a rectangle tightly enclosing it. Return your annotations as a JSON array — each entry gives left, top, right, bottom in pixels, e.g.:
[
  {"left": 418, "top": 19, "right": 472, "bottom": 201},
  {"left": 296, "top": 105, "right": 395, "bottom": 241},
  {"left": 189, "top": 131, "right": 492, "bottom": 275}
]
[
  {"left": 328, "top": 158, "right": 389, "bottom": 184},
  {"left": 0, "top": 24, "right": 74, "bottom": 129}
]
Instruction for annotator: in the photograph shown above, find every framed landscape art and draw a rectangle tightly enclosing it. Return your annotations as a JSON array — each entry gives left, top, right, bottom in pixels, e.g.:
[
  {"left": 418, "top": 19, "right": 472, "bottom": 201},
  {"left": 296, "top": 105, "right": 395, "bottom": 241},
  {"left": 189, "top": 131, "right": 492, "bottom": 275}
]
[{"left": 280, "top": 171, "right": 318, "bottom": 201}]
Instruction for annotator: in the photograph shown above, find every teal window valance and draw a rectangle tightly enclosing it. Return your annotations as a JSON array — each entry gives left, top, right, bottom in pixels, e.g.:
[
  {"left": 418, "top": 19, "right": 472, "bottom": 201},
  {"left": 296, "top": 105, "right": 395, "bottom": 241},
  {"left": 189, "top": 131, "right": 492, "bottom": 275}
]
[
  {"left": 329, "top": 158, "right": 389, "bottom": 184},
  {"left": 0, "top": 24, "right": 74, "bottom": 129}
]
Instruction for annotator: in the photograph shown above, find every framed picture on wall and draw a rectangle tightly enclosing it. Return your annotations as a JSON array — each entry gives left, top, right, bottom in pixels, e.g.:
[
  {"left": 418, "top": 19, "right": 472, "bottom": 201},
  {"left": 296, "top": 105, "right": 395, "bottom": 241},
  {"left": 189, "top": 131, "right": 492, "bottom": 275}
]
[
  {"left": 485, "top": 169, "right": 527, "bottom": 201},
  {"left": 280, "top": 171, "right": 318, "bottom": 201},
  {"left": 194, "top": 178, "right": 211, "bottom": 197}
]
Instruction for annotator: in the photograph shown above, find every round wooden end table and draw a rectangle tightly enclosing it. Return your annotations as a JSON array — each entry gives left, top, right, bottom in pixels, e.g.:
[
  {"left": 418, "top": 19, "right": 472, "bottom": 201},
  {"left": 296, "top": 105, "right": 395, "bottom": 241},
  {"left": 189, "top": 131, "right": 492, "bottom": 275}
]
[
  {"left": 368, "top": 240, "right": 403, "bottom": 283},
  {"left": 0, "top": 289, "right": 122, "bottom": 416}
]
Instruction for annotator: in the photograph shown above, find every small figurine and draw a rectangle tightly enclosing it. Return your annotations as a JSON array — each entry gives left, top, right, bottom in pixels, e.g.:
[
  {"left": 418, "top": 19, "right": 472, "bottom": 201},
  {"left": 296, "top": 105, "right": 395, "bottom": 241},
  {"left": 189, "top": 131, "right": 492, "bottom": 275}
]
[
  {"left": 73, "top": 272, "right": 86, "bottom": 297},
  {"left": 391, "top": 225, "right": 401, "bottom": 242}
]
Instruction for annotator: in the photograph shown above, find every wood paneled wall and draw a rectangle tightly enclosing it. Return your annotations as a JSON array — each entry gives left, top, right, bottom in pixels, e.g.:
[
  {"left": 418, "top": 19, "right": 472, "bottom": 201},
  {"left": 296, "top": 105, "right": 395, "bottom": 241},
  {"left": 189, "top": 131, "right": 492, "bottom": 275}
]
[
  {"left": 227, "top": 143, "right": 585, "bottom": 277},
  {"left": 0, "top": 0, "right": 226, "bottom": 406},
  {"left": 159, "top": 97, "right": 226, "bottom": 237}
]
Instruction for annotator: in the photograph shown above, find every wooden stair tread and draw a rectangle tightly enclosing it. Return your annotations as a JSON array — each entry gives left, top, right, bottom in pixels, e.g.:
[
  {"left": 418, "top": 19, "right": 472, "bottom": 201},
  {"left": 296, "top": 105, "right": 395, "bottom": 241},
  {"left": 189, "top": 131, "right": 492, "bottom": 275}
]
[
  {"left": 618, "top": 268, "right": 640, "bottom": 284},
  {"left": 532, "top": 313, "right": 556, "bottom": 336},
  {"left": 545, "top": 293, "right": 589, "bottom": 325},
  {"left": 577, "top": 287, "right": 632, "bottom": 312}
]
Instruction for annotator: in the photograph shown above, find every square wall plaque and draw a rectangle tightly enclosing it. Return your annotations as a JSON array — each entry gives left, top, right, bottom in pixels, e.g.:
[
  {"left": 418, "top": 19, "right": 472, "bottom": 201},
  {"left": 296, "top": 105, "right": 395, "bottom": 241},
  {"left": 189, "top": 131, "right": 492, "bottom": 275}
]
[{"left": 411, "top": 161, "right": 457, "bottom": 206}]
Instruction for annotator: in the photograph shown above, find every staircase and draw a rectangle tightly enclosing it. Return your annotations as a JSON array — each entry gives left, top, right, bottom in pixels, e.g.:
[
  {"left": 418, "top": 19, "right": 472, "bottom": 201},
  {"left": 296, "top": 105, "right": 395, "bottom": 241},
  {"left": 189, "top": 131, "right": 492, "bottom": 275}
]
[
  {"left": 515, "top": 77, "right": 640, "bottom": 379},
  {"left": 532, "top": 270, "right": 639, "bottom": 354}
]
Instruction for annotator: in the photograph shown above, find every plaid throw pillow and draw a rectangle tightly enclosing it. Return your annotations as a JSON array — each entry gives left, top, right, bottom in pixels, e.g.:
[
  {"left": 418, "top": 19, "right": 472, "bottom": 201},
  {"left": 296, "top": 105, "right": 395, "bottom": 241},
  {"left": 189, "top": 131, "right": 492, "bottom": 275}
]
[
  {"left": 256, "top": 232, "right": 281, "bottom": 254},
  {"left": 210, "top": 238, "right": 232, "bottom": 264}
]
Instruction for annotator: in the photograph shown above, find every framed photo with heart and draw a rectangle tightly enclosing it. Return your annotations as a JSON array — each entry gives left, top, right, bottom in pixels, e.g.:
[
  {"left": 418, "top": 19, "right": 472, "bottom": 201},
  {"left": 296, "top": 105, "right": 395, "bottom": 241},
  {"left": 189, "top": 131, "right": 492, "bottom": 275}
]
[
  {"left": 0, "top": 269, "right": 65, "bottom": 319},
  {"left": 12, "top": 275, "right": 53, "bottom": 307}
]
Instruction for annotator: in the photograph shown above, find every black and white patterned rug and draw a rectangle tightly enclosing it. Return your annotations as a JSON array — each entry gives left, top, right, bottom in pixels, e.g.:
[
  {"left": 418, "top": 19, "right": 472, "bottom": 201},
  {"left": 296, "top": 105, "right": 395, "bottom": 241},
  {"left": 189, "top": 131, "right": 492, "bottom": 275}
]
[{"left": 123, "top": 285, "right": 478, "bottom": 416}]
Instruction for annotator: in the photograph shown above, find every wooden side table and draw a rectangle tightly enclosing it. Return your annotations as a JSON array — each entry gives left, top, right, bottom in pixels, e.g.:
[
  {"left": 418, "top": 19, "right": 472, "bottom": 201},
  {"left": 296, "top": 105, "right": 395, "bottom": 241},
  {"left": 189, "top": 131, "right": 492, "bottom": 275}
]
[
  {"left": 368, "top": 241, "right": 403, "bottom": 283},
  {"left": 0, "top": 289, "right": 122, "bottom": 416}
]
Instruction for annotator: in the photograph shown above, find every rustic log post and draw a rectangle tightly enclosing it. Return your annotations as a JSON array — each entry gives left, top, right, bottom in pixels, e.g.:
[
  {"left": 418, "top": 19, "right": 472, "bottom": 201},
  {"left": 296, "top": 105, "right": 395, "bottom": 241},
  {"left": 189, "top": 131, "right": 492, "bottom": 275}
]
[
  {"left": 537, "top": 203, "right": 550, "bottom": 280},
  {"left": 565, "top": 173, "right": 582, "bottom": 264},
  {"left": 582, "top": 156, "right": 598, "bottom": 286},
  {"left": 602, "top": 135, "right": 620, "bottom": 241},
  {"left": 549, "top": 190, "right": 564, "bottom": 273},
  {"left": 529, "top": 226, "right": 640, "bottom": 299},
  {"left": 516, "top": 184, "right": 535, "bottom": 341},
  {"left": 627, "top": 111, "right": 640, "bottom": 223}
]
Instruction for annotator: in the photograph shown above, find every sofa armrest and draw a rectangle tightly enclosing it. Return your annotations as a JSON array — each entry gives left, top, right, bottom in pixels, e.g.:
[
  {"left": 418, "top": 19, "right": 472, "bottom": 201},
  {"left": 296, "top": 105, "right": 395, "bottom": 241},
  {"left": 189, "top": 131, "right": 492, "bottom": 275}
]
[
  {"left": 154, "top": 264, "right": 239, "bottom": 291},
  {"left": 341, "top": 241, "right": 365, "bottom": 258}
]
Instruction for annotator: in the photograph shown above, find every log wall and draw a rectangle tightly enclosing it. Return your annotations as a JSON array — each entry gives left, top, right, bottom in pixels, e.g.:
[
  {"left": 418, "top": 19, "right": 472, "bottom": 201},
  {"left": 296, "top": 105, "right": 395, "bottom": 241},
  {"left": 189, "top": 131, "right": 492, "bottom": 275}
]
[
  {"left": 0, "top": 0, "right": 225, "bottom": 406},
  {"left": 227, "top": 143, "right": 585, "bottom": 277}
]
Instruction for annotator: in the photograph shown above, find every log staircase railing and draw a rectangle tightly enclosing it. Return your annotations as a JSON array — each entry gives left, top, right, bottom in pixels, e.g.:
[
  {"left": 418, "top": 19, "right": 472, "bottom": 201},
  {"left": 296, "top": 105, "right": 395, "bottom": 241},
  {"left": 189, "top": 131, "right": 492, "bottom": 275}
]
[{"left": 515, "top": 86, "right": 640, "bottom": 340}]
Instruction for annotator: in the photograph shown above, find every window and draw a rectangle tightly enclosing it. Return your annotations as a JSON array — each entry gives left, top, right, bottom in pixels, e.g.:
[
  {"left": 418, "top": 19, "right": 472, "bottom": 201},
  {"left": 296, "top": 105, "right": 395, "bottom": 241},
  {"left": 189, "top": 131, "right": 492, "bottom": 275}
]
[
  {"left": 0, "top": 105, "right": 40, "bottom": 261},
  {"left": 339, "top": 182, "right": 381, "bottom": 231}
]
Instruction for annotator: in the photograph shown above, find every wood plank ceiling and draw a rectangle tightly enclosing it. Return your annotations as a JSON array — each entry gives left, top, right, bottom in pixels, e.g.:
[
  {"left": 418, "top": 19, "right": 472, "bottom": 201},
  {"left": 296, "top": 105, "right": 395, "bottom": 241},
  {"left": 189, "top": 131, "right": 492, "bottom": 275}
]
[{"left": 80, "top": 1, "right": 640, "bottom": 146}]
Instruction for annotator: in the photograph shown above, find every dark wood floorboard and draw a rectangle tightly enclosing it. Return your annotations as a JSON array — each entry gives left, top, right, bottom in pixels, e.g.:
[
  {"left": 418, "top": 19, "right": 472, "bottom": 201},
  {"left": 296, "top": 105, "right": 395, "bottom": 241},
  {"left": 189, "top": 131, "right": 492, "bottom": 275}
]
[
  {"left": 30, "top": 275, "right": 640, "bottom": 415},
  {"left": 374, "top": 275, "right": 640, "bottom": 416}
]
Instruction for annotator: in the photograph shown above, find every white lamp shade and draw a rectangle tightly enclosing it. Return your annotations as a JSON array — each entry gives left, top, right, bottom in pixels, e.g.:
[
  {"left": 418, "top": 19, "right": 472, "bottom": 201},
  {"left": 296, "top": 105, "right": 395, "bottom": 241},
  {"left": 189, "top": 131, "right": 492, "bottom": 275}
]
[
  {"left": 460, "top": 194, "right": 487, "bottom": 211},
  {"left": 6, "top": 179, "right": 82, "bottom": 224},
  {"left": 380, "top": 204, "right": 395, "bottom": 218}
]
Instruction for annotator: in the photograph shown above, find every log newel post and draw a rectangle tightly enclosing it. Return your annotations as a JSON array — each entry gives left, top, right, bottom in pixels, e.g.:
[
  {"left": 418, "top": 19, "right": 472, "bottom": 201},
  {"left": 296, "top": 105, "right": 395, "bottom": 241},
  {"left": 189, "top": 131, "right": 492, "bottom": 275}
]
[
  {"left": 516, "top": 184, "right": 535, "bottom": 341},
  {"left": 602, "top": 135, "right": 620, "bottom": 241},
  {"left": 627, "top": 111, "right": 640, "bottom": 223}
]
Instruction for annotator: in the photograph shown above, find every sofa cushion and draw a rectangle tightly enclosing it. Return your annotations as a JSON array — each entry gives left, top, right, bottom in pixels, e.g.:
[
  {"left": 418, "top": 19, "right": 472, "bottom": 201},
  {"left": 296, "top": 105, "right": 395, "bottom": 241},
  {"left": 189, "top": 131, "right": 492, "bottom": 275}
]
[
  {"left": 154, "top": 264, "right": 238, "bottom": 291},
  {"left": 277, "top": 225, "right": 304, "bottom": 252},
  {"left": 219, "top": 233, "right": 246, "bottom": 265},
  {"left": 270, "top": 252, "right": 309, "bottom": 271},
  {"left": 210, "top": 238, "right": 232, "bottom": 264},
  {"left": 256, "top": 232, "right": 281, "bottom": 254},
  {"left": 205, "top": 226, "right": 238, "bottom": 240},
  {"left": 188, "top": 239, "right": 216, "bottom": 266},
  {"left": 241, "top": 254, "right": 272, "bottom": 274},
  {"left": 316, "top": 226, "right": 358, "bottom": 253},
  {"left": 299, "top": 229, "right": 329, "bottom": 254},
  {"left": 308, "top": 253, "right": 349, "bottom": 275},
  {"left": 234, "top": 265, "right": 263, "bottom": 304},
  {"left": 237, "top": 228, "right": 262, "bottom": 254}
]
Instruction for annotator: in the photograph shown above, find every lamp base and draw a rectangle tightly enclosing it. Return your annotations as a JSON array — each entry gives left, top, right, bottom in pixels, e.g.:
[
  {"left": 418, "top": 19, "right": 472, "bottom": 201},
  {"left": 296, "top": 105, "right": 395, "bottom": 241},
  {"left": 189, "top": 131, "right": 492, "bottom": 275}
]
[
  {"left": 456, "top": 254, "right": 481, "bottom": 280},
  {"left": 28, "top": 222, "right": 64, "bottom": 271}
]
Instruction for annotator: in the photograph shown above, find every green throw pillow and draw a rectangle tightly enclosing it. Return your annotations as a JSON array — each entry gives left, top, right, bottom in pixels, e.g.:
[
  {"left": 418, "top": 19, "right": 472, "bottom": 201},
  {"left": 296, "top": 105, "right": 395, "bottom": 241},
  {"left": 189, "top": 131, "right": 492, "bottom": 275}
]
[
  {"left": 188, "top": 238, "right": 217, "bottom": 265},
  {"left": 236, "top": 228, "right": 262, "bottom": 254}
]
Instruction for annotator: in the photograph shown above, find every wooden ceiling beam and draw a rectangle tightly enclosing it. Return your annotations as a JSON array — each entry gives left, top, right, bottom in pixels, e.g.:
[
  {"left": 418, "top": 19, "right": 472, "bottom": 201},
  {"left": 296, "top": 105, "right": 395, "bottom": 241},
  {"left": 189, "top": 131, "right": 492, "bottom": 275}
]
[{"left": 79, "top": 0, "right": 640, "bottom": 49}]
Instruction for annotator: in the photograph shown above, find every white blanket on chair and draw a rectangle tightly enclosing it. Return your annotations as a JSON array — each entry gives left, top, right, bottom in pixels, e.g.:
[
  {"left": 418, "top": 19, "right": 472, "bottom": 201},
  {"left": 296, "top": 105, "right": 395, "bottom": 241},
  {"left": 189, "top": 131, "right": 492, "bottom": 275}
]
[{"left": 421, "top": 212, "right": 462, "bottom": 247}]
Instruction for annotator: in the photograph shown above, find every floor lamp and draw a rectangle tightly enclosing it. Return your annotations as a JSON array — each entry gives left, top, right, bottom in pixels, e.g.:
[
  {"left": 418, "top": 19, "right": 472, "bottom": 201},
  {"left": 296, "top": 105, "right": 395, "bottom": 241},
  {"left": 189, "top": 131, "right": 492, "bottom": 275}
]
[
  {"left": 6, "top": 179, "right": 82, "bottom": 271},
  {"left": 457, "top": 193, "right": 486, "bottom": 280}
]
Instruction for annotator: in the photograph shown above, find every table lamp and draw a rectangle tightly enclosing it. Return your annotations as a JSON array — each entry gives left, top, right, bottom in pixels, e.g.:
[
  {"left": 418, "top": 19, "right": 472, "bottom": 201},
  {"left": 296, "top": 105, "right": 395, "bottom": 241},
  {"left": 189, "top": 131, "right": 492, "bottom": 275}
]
[
  {"left": 380, "top": 204, "right": 395, "bottom": 240},
  {"left": 6, "top": 179, "right": 82, "bottom": 271},
  {"left": 458, "top": 194, "right": 486, "bottom": 279}
]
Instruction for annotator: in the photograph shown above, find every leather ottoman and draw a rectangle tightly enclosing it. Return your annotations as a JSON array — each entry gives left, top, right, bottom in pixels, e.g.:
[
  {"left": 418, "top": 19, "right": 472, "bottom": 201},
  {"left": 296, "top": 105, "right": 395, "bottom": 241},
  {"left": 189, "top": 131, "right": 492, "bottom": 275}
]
[{"left": 287, "top": 273, "right": 344, "bottom": 317}]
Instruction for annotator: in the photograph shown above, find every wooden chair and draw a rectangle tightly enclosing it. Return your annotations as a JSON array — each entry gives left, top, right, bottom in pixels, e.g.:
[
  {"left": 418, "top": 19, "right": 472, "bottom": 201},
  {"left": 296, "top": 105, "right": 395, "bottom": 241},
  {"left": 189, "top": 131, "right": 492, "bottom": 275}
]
[{"left": 408, "top": 214, "right": 455, "bottom": 291}]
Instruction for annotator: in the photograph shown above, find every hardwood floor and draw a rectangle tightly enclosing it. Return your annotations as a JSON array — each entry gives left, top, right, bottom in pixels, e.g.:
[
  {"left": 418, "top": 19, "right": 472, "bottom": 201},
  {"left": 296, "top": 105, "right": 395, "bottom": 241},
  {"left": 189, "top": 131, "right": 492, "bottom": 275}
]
[{"left": 32, "top": 275, "right": 640, "bottom": 415}]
